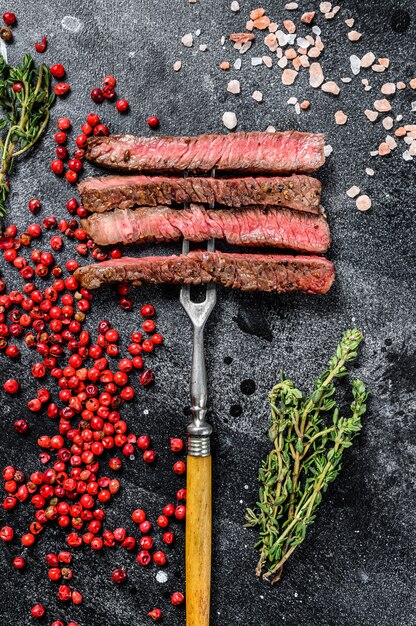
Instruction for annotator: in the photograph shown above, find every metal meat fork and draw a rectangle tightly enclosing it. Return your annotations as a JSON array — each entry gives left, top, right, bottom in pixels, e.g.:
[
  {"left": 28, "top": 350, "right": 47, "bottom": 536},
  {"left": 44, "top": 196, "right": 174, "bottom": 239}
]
[{"left": 180, "top": 176, "right": 216, "bottom": 626}]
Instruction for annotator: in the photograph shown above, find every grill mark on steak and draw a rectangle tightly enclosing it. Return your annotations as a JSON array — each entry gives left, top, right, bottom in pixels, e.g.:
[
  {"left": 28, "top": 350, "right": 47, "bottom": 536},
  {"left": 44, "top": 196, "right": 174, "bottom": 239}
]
[
  {"left": 77, "top": 174, "right": 322, "bottom": 214},
  {"left": 74, "top": 252, "right": 334, "bottom": 294},
  {"left": 85, "top": 131, "right": 325, "bottom": 175},
  {"left": 81, "top": 205, "right": 330, "bottom": 254}
]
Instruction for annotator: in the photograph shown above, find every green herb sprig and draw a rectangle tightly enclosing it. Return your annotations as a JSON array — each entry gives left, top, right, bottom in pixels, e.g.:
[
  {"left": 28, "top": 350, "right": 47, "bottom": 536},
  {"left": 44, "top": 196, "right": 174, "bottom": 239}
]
[
  {"left": 0, "top": 54, "right": 55, "bottom": 216},
  {"left": 245, "top": 328, "right": 368, "bottom": 584}
]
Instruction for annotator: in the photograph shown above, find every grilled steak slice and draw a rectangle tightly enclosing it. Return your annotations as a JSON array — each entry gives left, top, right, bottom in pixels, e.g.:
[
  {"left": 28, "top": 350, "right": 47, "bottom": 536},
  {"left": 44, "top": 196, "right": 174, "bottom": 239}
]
[
  {"left": 74, "top": 252, "right": 334, "bottom": 294},
  {"left": 78, "top": 174, "right": 322, "bottom": 214},
  {"left": 85, "top": 131, "right": 325, "bottom": 175},
  {"left": 81, "top": 205, "right": 330, "bottom": 253}
]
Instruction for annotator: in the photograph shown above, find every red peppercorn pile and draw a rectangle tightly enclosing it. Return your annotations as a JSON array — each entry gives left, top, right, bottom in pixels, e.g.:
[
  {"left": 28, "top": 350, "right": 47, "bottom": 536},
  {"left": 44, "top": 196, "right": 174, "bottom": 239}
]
[{"left": 0, "top": 202, "right": 188, "bottom": 622}]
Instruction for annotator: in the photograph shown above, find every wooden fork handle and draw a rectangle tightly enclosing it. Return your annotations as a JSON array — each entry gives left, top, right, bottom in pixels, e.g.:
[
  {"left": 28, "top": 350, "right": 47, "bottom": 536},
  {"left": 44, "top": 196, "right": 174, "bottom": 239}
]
[{"left": 186, "top": 454, "right": 212, "bottom": 626}]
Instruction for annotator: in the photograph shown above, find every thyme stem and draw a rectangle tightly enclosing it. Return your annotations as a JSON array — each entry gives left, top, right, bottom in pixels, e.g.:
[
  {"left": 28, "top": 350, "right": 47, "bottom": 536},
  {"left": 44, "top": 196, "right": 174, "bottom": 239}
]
[
  {"left": 245, "top": 328, "right": 368, "bottom": 583},
  {"left": 0, "top": 55, "right": 54, "bottom": 217}
]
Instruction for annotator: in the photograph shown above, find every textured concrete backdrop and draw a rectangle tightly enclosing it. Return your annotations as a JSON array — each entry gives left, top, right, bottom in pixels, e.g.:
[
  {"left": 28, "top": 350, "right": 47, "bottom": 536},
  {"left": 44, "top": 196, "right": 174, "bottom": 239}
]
[{"left": 0, "top": 1, "right": 415, "bottom": 625}]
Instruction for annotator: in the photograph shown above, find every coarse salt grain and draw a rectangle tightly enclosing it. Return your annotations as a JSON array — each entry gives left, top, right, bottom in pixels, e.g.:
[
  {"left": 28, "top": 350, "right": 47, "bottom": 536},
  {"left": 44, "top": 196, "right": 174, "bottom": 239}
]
[
  {"left": 276, "top": 31, "right": 289, "bottom": 46},
  {"left": 366, "top": 168, "right": 375, "bottom": 176},
  {"left": 320, "top": 2, "right": 331, "bottom": 13},
  {"left": 181, "top": 33, "right": 193, "bottom": 47},
  {"left": 356, "top": 195, "right": 371, "bottom": 211},
  {"left": 324, "top": 144, "right": 333, "bottom": 156},
  {"left": 297, "top": 37, "right": 310, "bottom": 48},
  {"left": 287, "top": 96, "right": 298, "bottom": 104},
  {"left": 301, "top": 11, "right": 315, "bottom": 24},
  {"left": 300, "top": 100, "right": 310, "bottom": 110},
  {"left": 221, "top": 36, "right": 226, "bottom": 45},
  {"left": 231, "top": 0, "right": 240, "bottom": 11},
  {"left": 335, "top": 110, "right": 348, "bottom": 125},
  {"left": 283, "top": 20, "right": 296, "bottom": 34},
  {"left": 227, "top": 79, "right": 240, "bottom": 94},
  {"left": 253, "top": 16, "right": 271, "bottom": 30},
  {"left": 309, "top": 62, "right": 324, "bottom": 87},
  {"left": 199, "top": 44, "right": 208, "bottom": 51},
  {"left": 195, "top": 29, "right": 201, "bottom": 36},
  {"left": 360, "top": 52, "right": 375, "bottom": 68},
  {"left": 378, "top": 142, "right": 390, "bottom": 156},
  {"left": 278, "top": 56, "right": 288, "bottom": 68},
  {"left": 345, "top": 18, "right": 355, "bottom": 27},
  {"left": 251, "top": 57, "right": 263, "bottom": 66},
  {"left": 374, "top": 99, "right": 391, "bottom": 112},
  {"left": 364, "top": 109, "right": 378, "bottom": 122},
  {"left": 262, "top": 55, "right": 273, "bottom": 67},
  {"left": 222, "top": 111, "right": 237, "bottom": 129},
  {"left": 372, "top": 64, "right": 386, "bottom": 73},
  {"left": 350, "top": 55, "right": 361, "bottom": 75},
  {"left": 266, "top": 125, "right": 275, "bottom": 132},
  {"left": 282, "top": 68, "right": 298, "bottom": 84},
  {"left": 239, "top": 41, "right": 252, "bottom": 54},
  {"left": 173, "top": 60, "right": 182, "bottom": 71},
  {"left": 285, "top": 2, "right": 299, "bottom": 9},
  {"left": 348, "top": 31, "right": 362, "bottom": 42},
  {"left": 382, "top": 116, "right": 393, "bottom": 130},
  {"left": 252, "top": 90, "right": 263, "bottom": 102},
  {"left": 321, "top": 81, "right": 340, "bottom": 95},
  {"left": 220, "top": 61, "right": 230, "bottom": 70},
  {"left": 403, "top": 150, "right": 413, "bottom": 161},
  {"left": 381, "top": 82, "right": 396, "bottom": 95},
  {"left": 234, "top": 58, "right": 242, "bottom": 69},
  {"left": 396, "top": 81, "right": 406, "bottom": 90},
  {"left": 295, "top": 103, "right": 301, "bottom": 114},
  {"left": 341, "top": 77, "right": 352, "bottom": 83},
  {"left": 250, "top": 7, "right": 264, "bottom": 19},
  {"left": 346, "top": 185, "right": 360, "bottom": 198}
]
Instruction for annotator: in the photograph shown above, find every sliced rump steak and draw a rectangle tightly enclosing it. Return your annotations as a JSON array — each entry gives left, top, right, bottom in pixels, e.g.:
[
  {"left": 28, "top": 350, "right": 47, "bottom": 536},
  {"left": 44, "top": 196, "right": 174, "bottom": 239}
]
[
  {"left": 81, "top": 205, "right": 330, "bottom": 254},
  {"left": 85, "top": 131, "right": 325, "bottom": 175},
  {"left": 74, "top": 252, "right": 334, "bottom": 294},
  {"left": 78, "top": 174, "right": 322, "bottom": 214}
]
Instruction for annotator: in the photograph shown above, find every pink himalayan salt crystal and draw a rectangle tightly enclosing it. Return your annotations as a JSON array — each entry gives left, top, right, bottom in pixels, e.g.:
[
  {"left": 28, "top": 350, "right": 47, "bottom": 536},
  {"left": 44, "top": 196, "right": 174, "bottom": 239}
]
[
  {"left": 282, "top": 68, "right": 298, "bottom": 85},
  {"left": 348, "top": 31, "right": 362, "bottom": 42},
  {"left": 374, "top": 98, "right": 391, "bottom": 112},
  {"left": 381, "top": 83, "right": 396, "bottom": 95},
  {"left": 378, "top": 142, "right": 391, "bottom": 156},
  {"left": 309, "top": 62, "right": 324, "bottom": 87},
  {"left": 356, "top": 195, "right": 372, "bottom": 211},
  {"left": 301, "top": 11, "right": 315, "bottom": 24},
  {"left": 321, "top": 81, "right": 340, "bottom": 95},
  {"left": 250, "top": 7, "right": 265, "bottom": 19},
  {"left": 346, "top": 185, "right": 360, "bottom": 198},
  {"left": 364, "top": 109, "right": 379, "bottom": 122},
  {"left": 345, "top": 18, "right": 355, "bottom": 27},
  {"left": 253, "top": 16, "right": 271, "bottom": 29},
  {"left": 283, "top": 20, "right": 296, "bottom": 33},
  {"left": 361, "top": 52, "right": 375, "bottom": 67},
  {"left": 335, "top": 110, "right": 348, "bottom": 125}
]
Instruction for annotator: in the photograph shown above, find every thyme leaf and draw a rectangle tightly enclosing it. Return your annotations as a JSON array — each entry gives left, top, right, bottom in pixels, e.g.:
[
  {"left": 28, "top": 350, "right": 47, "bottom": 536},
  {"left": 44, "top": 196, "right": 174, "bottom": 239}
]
[
  {"left": 245, "top": 328, "right": 368, "bottom": 583},
  {"left": 0, "top": 54, "right": 54, "bottom": 217}
]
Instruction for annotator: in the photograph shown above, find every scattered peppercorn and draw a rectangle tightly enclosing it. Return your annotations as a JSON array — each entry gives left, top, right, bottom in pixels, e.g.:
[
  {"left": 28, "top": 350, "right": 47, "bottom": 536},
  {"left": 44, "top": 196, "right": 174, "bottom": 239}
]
[{"left": 147, "top": 116, "right": 159, "bottom": 129}]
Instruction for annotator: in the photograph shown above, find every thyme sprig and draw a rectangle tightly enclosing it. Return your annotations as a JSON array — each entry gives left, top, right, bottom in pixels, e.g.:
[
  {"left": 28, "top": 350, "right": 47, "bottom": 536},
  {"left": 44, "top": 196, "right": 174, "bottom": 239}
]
[
  {"left": 0, "top": 54, "right": 54, "bottom": 216},
  {"left": 245, "top": 328, "right": 368, "bottom": 584}
]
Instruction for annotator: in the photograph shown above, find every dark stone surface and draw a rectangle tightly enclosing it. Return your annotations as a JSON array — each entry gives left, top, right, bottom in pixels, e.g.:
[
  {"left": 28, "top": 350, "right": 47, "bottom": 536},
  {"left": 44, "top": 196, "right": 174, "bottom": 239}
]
[{"left": 0, "top": 1, "right": 415, "bottom": 625}]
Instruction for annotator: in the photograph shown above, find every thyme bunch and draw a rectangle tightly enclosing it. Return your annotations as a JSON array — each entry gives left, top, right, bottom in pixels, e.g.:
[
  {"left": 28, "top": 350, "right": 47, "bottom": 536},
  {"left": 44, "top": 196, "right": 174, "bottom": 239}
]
[
  {"left": 245, "top": 328, "right": 368, "bottom": 584},
  {"left": 0, "top": 54, "right": 54, "bottom": 216}
]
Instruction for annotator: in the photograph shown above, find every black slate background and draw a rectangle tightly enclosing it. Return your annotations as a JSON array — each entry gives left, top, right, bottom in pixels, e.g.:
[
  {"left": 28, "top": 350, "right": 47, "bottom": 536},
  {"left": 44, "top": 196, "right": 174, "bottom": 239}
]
[{"left": 0, "top": 1, "right": 415, "bottom": 625}]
